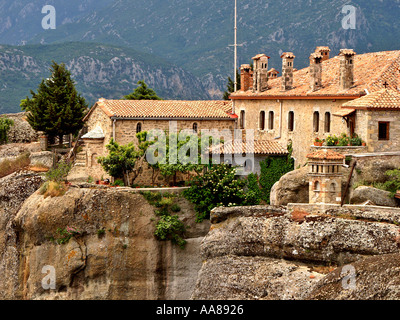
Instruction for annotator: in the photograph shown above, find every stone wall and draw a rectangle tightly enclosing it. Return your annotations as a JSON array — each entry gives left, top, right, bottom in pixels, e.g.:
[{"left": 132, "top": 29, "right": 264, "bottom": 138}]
[
  {"left": 1, "top": 112, "right": 39, "bottom": 143},
  {"left": 234, "top": 99, "right": 352, "bottom": 166},
  {"left": 84, "top": 106, "right": 237, "bottom": 185}
]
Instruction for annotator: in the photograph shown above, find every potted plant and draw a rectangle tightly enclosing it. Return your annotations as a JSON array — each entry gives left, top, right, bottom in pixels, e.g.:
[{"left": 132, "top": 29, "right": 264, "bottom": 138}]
[
  {"left": 314, "top": 138, "right": 323, "bottom": 146},
  {"left": 326, "top": 135, "right": 339, "bottom": 147}
]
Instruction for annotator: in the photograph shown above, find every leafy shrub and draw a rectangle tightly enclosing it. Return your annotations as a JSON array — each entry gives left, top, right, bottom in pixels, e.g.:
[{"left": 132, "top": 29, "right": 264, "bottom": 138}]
[
  {"left": 170, "top": 203, "right": 181, "bottom": 213},
  {"left": 154, "top": 215, "right": 186, "bottom": 249},
  {"left": 52, "top": 226, "right": 81, "bottom": 245},
  {"left": 112, "top": 179, "right": 125, "bottom": 187},
  {"left": 183, "top": 164, "right": 249, "bottom": 222},
  {"left": 0, "top": 117, "right": 14, "bottom": 144},
  {"left": 259, "top": 144, "right": 295, "bottom": 204},
  {"left": 245, "top": 173, "right": 262, "bottom": 205},
  {"left": 384, "top": 169, "right": 400, "bottom": 197},
  {"left": 45, "top": 162, "right": 71, "bottom": 183}
]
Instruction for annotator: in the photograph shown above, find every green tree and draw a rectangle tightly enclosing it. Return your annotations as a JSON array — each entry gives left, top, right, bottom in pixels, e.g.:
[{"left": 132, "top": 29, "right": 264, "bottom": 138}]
[
  {"left": 259, "top": 143, "right": 295, "bottom": 203},
  {"left": 21, "top": 61, "right": 88, "bottom": 145},
  {"left": 0, "top": 117, "right": 14, "bottom": 144},
  {"left": 223, "top": 69, "right": 241, "bottom": 100},
  {"left": 98, "top": 132, "right": 154, "bottom": 186},
  {"left": 124, "top": 80, "right": 162, "bottom": 100}
]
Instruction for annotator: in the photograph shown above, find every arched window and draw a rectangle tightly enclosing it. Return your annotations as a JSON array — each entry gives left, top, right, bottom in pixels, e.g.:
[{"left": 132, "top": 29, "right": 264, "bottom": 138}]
[
  {"left": 240, "top": 110, "right": 246, "bottom": 129},
  {"left": 136, "top": 122, "right": 142, "bottom": 133},
  {"left": 268, "top": 111, "right": 274, "bottom": 130},
  {"left": 314, "top": 181, "right": 320, "bottom": 192},
  {"left": 259, "top": 111, "right": 265, "bottom": 130},
  {"left": 313, "top": 111, "right": 320, "bottom": 133},
  {"left": 193, "top": 123, "right": 198, "bottom": 133},
  {"left": 288, "top": 111, "right": 294, "bottom": 132},
  {"left": 325, "top": 112, "right": 331, "bottom": 133}
]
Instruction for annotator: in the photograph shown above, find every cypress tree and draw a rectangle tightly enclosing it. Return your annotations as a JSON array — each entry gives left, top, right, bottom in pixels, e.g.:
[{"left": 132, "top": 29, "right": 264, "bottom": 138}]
[{"left": 21, "top": 61, "right": 88, "bottom": 145}]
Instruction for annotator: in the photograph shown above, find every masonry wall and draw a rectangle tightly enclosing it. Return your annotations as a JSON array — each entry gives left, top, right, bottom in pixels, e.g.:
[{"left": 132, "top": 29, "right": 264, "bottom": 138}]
[
  {"left": 234, "top": 98, "right": 352, "bottom": 166},
  {"left": 364, "top": 110, "right": 400, "bottom": 153},
  {"left": 83, "top": 107, "right": 237, "bottom": 185}
]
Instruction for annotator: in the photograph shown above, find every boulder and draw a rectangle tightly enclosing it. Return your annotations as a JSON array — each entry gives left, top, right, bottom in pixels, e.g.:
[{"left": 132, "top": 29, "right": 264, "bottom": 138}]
[
  {"left": 29, "top": 151, "right": 53, "bottom": 168},
  {"left": 306, "top": 253, "right": 400, "bottom": 300},
  {"left": 350, "top": 186, "right": 398, "bottom": 207},
  {"left": 2, "top": 113, "right": 39, "bottom": 143},
  {"left": 270, "top": 166, "right": 309, "bottom": 206}
]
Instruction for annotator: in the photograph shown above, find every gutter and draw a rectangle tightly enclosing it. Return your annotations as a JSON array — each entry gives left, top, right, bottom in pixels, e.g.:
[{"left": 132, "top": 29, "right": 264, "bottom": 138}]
[{"left": 109, "top": 117, "right": 236, "bottom": 121}]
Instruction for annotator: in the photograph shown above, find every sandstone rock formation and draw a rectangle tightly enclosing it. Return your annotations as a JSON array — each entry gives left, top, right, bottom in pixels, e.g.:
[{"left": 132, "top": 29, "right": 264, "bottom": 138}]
[
  {"left": 270, "top": 166, "right": 309, "bottom": 206},
  {"left": 2, "top": 113, "right": 39, "bottom": 143},
  {"left": 1, "top": 186, "right": 209, "bottom": 300},
  {"left": 192, "top": 205, "right": 400, "bottom": 300},
  {"left": 306, "top": 253, "right": 400, "bottom": 300},
  {"left": 350, "top": 186, "right": 398, "bottom": 207},
  {"left": 0, "top": 172, "right": 43, "bottom": 299}
]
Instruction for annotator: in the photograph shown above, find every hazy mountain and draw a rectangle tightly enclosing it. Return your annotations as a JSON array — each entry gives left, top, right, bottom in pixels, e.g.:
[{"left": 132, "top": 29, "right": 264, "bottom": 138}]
[
  {"left": 0, "top": 42, "right": 210, "bottom": 114},
  {"left": 1, "top": 0, "right": 400, "bottom": 99},
  {"left": 26, "top": 0, "right": 400, "bottom": 96}
]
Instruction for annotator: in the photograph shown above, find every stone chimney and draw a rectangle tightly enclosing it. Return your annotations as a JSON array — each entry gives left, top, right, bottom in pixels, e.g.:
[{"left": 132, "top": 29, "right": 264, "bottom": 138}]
[
  {"left": 339, "top": 49, "right": 356, "bottom": 91},
  {"left": 267, "top": 68, "right": 280, "bottom": 79},
  {"left": 252, "top": 54, "right": 270, "bottom": 92},
  {"left": 240, "top": 64, "right": 252, "bottom": 92},
  {"left": 281, "top": 52, "right": 295, "bottom": 91},
  {"left": 309, "top": 52, "right": 323, "bottom": 92},
  {"left": 315, "top": 46, "right": 331, "bottom": 62}
]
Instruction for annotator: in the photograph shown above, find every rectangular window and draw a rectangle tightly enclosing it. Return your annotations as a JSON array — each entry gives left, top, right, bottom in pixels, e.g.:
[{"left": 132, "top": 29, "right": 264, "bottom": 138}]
[{"left": 378, "top": 122, "right": 390, "bottom": 140}]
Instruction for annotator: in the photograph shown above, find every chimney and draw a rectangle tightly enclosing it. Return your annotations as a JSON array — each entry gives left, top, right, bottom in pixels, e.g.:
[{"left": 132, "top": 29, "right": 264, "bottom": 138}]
[
  {"left": 339, "top": 49, "right": 356, "bottom": 91},
  {"left": 309, "top": 52, "right": 323, "bottom": 92},
  {"left": 252, "top": 54, "right": 270, "bottom": 92},
  {"left": 281, "top": 52, "right": 295, "bottom": 91},
  {"left": 240, "top": 64, "right": 252, "bottom": 91},
  {"left": 267, "top": 68, "right": 280, "bottom": 79},
  {"left": 315, "top": 46, "right": 331, "bottom": 62}
]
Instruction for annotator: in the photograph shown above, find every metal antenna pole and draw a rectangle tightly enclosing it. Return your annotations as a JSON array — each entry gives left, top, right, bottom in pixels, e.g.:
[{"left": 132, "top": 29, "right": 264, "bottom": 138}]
[{"left": 234, "top": 0, "right": 238, "bottom": 93}]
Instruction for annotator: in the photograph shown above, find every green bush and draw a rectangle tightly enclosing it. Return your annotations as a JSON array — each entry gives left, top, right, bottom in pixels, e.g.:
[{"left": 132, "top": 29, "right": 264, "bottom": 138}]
[
  {"left": 0, "top": 117, "right": 14, "bottom": 144},
  {"left": 45, "top": 162, "right": 71, "bottom": 183},
  {"left": 154, "top": 215, "right": 186, "bottom": 249},
  {"left": 183, "top": 164, "right": 250, "bottom": 222},
  {"left": 245, "top": 173, "right": 262, "bottom": 205},
  {"left": 259, "top": 143, "right": 294, "bottom": 204}
]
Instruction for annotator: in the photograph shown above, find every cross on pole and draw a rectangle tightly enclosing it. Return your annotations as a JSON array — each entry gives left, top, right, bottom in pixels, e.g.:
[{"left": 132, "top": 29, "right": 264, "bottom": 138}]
[{"left": 383, "top": 81, "right": 389, "bottom": 89}]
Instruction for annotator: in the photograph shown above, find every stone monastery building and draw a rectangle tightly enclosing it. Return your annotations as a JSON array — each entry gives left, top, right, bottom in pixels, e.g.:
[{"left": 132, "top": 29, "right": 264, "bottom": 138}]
[{"left": 79, "top": 46, "right": 400, "bottom": 184}]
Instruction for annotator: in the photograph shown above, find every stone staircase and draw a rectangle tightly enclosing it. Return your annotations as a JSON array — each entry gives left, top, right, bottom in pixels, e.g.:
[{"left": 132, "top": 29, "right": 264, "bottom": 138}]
[{"left": 67, "top": 150, "right": 89, "bottom": 183}]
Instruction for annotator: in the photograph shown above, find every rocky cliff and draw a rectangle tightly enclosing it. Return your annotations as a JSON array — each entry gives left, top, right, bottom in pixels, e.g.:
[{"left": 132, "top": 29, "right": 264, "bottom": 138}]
[
  {"left": 0, "top": 178, "right": 210, "bottom": 300},
  {"left": 192, "top": 205, "right": 400, "bottom": 300}
]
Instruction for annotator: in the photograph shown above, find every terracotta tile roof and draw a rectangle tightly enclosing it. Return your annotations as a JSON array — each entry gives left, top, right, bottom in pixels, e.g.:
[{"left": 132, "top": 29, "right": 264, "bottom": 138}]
[
  {"left": 268, "top": 68, "right": 280, "bottom": 74},
  {"left": 210, "top": 140, "right": 288, "bottom": 155},
  {"left": 307, "top": 150, "right": 345, "bottom": 161},
  {"left": 252, "top": 54, "right": 270, "bottom": 60},
  {"left": 232, "top": 50, "right": 400, "bottom": 99},
  {"left": 315, "top": 46, "right": 331, "bottom": 52},
  {"left": 342, "top": 88, "right": 400, "bottom": 109},
  {"left": 281, "top": 52, "right": 296, "bottom": 59},
  {"left": 339, "top": 49, "right": 356, "bottom": 56},
  {"left": 85, "top": 99, "right": 235, "bottom": 120},
  {"left": 333, "top": 108, "right": 356, "bottom": 117}
]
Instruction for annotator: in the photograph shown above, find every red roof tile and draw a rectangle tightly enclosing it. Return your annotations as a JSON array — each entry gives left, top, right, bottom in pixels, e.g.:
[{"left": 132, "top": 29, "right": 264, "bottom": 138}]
[
  {"left": 232, "top": 50, "right": 400, "bottom": 99},
  {"left": 85, "top": 99, "right": 235, "bottom": 120},
  {"left": 342, "top": 88, "right": 400, "bottom": 109},
  {"left": 210, "top": 140, "right": 288, "bottom": 155},
  {"left": 307, "top": 150, "right": 345, "bottom": 161}
]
